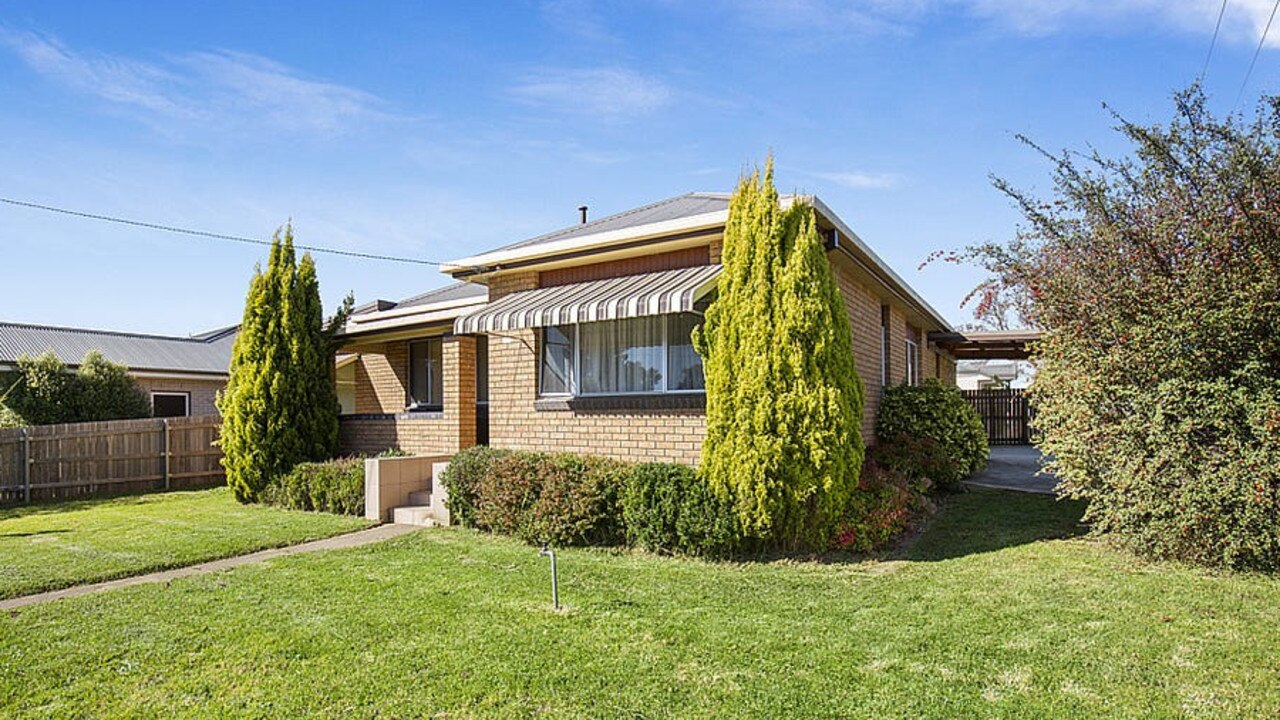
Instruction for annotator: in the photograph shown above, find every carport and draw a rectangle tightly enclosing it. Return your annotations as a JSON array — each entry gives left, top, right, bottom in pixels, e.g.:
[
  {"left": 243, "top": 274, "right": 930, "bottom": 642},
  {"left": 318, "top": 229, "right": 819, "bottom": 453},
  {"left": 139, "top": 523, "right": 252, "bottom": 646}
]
[{"left": 929, "top": 330, "right": 1042, "bottom": 445}]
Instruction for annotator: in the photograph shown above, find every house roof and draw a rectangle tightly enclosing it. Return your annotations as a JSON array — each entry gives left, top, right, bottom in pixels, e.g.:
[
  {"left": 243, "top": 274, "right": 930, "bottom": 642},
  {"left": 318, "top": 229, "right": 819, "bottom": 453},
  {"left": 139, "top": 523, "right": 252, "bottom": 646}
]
[
  {"left": 442, "top": 191, "right": 956, "bottom": 333},
  {"left": 340, "top": 281, "right": 490, "bottom": 339},
  {"left": 0, "top": 322, "right": 237, "bottom": 376},
  {"left": 931, "top": 330, "right": 1042, "bottom": 360},
  {"left": 357, "top": 281, "right": 488, "bottom": 315},
  {"left": 490, "top": 193, "right": 731, "bottom": 255},
  {"left": 441, "top": 193, "right": 733, "bottom": 275}
]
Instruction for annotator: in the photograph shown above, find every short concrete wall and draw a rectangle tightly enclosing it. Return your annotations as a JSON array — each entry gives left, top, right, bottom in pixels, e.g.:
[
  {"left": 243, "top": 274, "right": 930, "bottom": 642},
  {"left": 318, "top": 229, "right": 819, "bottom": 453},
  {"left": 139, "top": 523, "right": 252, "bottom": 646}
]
[{"left": 364, "top": 454, "right": 451, "bottom": 523}]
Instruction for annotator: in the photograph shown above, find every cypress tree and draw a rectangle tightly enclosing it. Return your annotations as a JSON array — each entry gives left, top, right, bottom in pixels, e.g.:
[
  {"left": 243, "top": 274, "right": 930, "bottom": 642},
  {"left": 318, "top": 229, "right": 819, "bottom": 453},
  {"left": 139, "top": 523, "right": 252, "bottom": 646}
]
[
  {"left": 695, "top": 157, "right": 864, "bottom": 547},
  {"left": 219, "top": 225, "right": 343, "bottom": 502}
]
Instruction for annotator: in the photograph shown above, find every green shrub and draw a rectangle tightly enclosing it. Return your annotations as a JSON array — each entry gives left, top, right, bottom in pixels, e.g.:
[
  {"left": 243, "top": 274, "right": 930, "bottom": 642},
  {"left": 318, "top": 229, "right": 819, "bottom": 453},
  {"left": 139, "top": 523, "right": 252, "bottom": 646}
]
[
  {"left": 1, "top": 351, "right": 150, "bottom": 426},
  {"left": 472, "top": 451, "right": 627, "bottom": 547},
  {"left": 622, "top": 463, "right": 741, "bottom": 558},
  {"left": 871, "top": 433, "right": 955, "bottom": 493},
  {"left": 1083, "top": 374, "right": 1280, "bottom": 570},
  {"left": 876, "top": 379, "right": 988, "bottom": 489},
  {"left": 440, "top": 445, "right": 511, "bottom": 528},
  {"left": 527, "top": 454, "right": 629, "bottom": 547},
  {"left": 260, "top": 457, "right": 365, "bottom": 515}
]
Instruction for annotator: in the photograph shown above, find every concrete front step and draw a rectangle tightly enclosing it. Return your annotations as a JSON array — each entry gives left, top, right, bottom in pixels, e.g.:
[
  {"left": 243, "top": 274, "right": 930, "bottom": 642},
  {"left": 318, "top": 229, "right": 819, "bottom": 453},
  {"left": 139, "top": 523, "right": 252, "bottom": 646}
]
[
  {"left": 391, "top": 505, "right": 441, "bottom": 527},
  {"left": 407, "top": 490, "right": 433, "bottom": 506}
]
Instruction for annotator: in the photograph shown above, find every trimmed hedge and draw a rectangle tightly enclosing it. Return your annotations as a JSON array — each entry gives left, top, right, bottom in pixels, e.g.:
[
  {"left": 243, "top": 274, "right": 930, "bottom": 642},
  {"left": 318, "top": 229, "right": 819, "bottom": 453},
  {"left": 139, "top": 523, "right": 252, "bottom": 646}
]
[
  {"left": 876, "top": 379, "right": 988, "bottom": 490},
  {"left": 260, "top": 457, "right": 365, "bottom": 515},
  {"left": 621, "top": 463, "right": 741, "bottom": 558},
  {"left": 455, "top": 449, "right": 629, "bottom": 547},
  {"left": 440, "top": 445, "right": 512, "bottom": 528}
]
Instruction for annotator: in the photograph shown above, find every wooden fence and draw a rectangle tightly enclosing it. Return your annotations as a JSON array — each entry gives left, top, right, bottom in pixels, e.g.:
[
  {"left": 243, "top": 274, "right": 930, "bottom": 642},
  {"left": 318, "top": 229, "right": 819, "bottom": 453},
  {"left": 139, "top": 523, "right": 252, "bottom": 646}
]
[
  {"left": 0, "top": 415, "right": 223, "bottom": 505},
  {"left": 961, "top": 389, "right": 1031, "bottom": 445}
]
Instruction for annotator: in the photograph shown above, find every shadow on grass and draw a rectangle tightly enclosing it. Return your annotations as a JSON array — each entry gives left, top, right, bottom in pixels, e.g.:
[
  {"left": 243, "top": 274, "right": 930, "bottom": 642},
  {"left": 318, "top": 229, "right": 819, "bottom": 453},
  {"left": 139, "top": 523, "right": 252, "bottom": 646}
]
[
  {"left": 906, "top": 487, "right": 1088, "bottom": 562},
  {"left": 0, "top": 489, "right": 211, "bottom": 521},
  {"left": 0, "top": 529, "right": 72, "bottom": 538}
]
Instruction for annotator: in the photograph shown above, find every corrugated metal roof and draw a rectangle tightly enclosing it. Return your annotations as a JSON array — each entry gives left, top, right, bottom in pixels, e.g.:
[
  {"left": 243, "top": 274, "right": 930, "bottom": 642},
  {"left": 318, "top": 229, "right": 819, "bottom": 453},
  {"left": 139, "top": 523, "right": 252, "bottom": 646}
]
[
  {"left": 0, "top": 322, "right": 235, "bottom": 375},
  {"left": 394, "top": 281, "right": 488, "bottom": 309},
  {"left": 489, "top": 193, "right": 730, "bottom": 255},
  {"left": 455, "top": 264, "right": 721, "bottom": 334},
  {"left": 350, "top": 281, "right": 488, "bottom": 317}
]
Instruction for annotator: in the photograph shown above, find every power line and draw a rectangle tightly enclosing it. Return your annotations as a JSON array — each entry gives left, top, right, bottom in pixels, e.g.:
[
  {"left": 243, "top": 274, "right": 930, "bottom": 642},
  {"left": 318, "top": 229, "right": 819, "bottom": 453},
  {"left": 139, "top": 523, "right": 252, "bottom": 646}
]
[
  {"left": 0, "top": 195, "right": 441, "bottom": 266},
  {"left": 1201, "top": 0, "right": 1230, "bottom": 80},
  {"left": 1236, "top": 0, "right": 1280, "bottom": 110}
]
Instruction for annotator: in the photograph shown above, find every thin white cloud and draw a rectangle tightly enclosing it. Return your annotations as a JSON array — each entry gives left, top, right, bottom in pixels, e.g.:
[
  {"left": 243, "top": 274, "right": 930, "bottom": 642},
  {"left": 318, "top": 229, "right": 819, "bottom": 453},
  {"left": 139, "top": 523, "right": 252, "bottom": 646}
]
[
  {"left": 0, "top": 30, "right": 392, "bottom": 136},
  {"left": 812, "top": 170, "right": 903, "bottom": 190},
  {"left": 715, "top": 1, "right": 1280, "bottom": 46},
  {"left": 509, "top": 66, "right": 673, "bottom": 117}
]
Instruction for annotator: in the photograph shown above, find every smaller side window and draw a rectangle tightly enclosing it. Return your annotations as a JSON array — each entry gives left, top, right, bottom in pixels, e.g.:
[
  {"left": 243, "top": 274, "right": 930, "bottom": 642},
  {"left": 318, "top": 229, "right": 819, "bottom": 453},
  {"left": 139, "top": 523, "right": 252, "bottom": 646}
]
[
  {"left": 408, "top": 338, "right": 444, "bottom": 410},
  {"left": 905, "top": 338, "right": 920, "bottom": 386},
  {"left": 540, "top": 325, "right": 574, "bottom": 396},
  {"left": 151, "top": 392, "right": 190, "bottom": 418}
]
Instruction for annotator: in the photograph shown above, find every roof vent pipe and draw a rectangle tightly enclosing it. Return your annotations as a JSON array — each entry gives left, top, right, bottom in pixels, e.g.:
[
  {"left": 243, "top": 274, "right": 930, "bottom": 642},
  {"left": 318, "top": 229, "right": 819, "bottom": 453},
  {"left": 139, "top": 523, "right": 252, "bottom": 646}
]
[{"left": 578, "top": 205, "right": 588, "bottom": 224}]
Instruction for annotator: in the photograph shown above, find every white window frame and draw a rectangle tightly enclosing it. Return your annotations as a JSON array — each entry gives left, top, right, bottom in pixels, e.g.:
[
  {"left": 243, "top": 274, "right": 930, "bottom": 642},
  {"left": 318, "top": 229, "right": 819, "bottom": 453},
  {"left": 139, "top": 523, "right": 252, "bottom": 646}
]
[
  {"left": 539, "top": 315, "right": 706, "bottom": 398},
  {"left": 905, "top": 338, "right": 920, "bottom": 386},
  {"left": 407, "top": 337, "right": 444, "bottom": 411},
  {"left": 150, "top": 391, "right": 191, "bottom": 418}
]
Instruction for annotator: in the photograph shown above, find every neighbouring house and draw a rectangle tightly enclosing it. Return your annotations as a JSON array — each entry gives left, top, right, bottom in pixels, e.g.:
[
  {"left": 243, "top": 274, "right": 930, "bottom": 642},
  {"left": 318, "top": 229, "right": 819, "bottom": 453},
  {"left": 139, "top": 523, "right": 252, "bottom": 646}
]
[
  {"left": 337, "top": 192, "right": 959, "bottom": 464},
  {"left": 957, "top": 360, "right": 1028, "bottom": 390},
  {"left": 0, "top": 322, "right": 238, "bottom": 417}
]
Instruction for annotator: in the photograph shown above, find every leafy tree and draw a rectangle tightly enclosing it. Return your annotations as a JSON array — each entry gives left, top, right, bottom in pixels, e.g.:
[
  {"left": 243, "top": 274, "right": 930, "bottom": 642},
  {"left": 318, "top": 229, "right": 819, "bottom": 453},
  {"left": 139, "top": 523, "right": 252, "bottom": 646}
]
[
  {"left": 949, "top": 87, "right": 1280, "bottom": 569},
  {"left": 218, "top": 225, "right": 350, "bottom": 503},
  {"left": 695, "top": 157, "right": 865, "bottom": 548},
  {"left": 74, "top": 351, "right": 152, "bottom": 421},
  {"left": 0, "top": 351, "right": 149, "bottom": 426}
]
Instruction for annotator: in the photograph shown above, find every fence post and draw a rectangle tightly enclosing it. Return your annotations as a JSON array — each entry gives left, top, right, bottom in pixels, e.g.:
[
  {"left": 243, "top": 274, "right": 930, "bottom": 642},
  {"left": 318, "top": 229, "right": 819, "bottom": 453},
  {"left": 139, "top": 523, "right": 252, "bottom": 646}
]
[
  {"left": 21, "top": 428, "right": 31, "bottom": 504},
  {"left": 162, "top": 419, "right": 171, "bottom": 491}
]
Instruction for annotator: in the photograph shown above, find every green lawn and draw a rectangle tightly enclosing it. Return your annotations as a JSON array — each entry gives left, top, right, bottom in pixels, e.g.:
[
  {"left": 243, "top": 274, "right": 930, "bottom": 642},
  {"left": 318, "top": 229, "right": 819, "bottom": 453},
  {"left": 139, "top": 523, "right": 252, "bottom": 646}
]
[
  {"left": 0, "top": 487, "right": 372, "bottom": 599},
  {"left": 2, "top": 489, "right": 1278, "bottom": 718}
]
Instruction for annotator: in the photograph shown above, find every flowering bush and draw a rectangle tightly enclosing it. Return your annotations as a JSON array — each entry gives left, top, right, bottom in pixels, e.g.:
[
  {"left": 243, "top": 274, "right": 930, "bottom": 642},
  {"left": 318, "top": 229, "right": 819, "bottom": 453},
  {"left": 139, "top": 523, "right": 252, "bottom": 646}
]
[
  {"left": 947, "top": 87, "right": 1280, "bottom": 569},
  {"left": 831, "top": 460, "right": 920, "bottom": 552},
  {"left": 470, "top": 450, "right": 628, "bottom": 547}
]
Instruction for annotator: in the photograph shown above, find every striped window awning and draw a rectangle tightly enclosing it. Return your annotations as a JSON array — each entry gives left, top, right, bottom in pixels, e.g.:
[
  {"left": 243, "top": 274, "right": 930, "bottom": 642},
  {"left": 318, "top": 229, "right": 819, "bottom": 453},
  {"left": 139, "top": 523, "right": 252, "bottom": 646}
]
[{"left": 454, "top": 264, "right": 721, "bottom": 334}]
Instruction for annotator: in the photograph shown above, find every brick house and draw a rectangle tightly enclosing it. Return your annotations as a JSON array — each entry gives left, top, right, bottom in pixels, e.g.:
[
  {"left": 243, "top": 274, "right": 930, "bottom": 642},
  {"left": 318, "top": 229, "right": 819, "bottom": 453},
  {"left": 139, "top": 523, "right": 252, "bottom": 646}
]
[
  {"left": 0, "top": 322, "right": 237, "bottom": 417},
  {"left": 338, "top": 192, "right": 958, "bottom": 463}
]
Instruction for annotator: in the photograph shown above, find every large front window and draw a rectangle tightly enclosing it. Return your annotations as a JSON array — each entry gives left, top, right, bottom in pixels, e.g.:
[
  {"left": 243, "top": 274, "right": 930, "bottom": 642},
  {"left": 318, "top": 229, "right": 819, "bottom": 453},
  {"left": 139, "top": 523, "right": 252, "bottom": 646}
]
[
  {"left": 539, "top": 314, "right": 705, "bottom": 396},
  {"left": 408, "top": 337, "right": 443, "bottom": 410}
]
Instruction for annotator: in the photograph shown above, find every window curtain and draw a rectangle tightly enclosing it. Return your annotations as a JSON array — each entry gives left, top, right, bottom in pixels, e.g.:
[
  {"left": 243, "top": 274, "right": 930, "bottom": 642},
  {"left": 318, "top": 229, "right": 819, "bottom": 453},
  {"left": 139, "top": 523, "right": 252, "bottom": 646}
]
[
  {"left": 666, "top": 314, "right": 705, "bottom": 391},
  {"left": 579, "top": 316, "right": 664, "bottom": 394}
]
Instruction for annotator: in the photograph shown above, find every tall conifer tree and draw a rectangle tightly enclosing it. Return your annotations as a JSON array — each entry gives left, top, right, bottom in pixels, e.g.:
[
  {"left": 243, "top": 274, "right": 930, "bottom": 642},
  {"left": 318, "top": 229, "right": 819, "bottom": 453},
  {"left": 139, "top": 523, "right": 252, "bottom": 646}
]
[
  {"left": 696, "top": 157, "right": 864, "bottom": 547},
  {"left": 219, "top": 226, "right": 343, "bottom": 502}
]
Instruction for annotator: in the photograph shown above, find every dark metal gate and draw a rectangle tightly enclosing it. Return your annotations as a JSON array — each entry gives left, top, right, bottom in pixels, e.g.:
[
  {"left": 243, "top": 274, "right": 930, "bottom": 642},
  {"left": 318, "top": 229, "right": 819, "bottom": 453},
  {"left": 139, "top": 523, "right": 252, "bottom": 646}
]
[{"left": 961, "top": 388, "right": 1031, "bottom": 445}]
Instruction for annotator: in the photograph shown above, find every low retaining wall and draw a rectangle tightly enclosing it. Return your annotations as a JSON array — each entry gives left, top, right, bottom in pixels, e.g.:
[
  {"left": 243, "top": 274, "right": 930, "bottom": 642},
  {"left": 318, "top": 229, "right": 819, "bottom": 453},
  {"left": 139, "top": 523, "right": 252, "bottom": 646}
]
[{"left": 363, "top": 454, "right": 452, "bottom": 523}]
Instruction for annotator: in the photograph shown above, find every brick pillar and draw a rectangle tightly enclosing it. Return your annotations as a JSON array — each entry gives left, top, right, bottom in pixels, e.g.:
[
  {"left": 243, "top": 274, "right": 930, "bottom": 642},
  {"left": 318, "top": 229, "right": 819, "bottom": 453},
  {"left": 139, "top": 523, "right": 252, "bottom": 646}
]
[{"left": 444, "top": 335, "right": 477, "bottom": 451}]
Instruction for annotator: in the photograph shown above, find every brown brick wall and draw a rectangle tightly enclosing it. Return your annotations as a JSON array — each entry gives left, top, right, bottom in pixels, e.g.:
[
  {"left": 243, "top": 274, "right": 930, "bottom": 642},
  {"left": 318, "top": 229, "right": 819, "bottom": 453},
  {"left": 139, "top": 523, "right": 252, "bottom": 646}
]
[
  {"left": 339, "top": 415, "right": 463, "bottom": 456},
  {"left": 487, "top": 271, "right": 539, "bottom": 301},
  {"left": 338, "top": 335, "right": 478, "bottom": 457},
  {"left": 833, "top": 266, "right": 882, "bottom": 443},
  {"left": 352, "top": 342, "right": 408, "bottom": 413},
  {"left": 486, "top": 328, "right": 705, "bottom": 464},
  {"left": 539, "top": 247, "right": 710, "bottom": 287},
  {"left": 134, "top": 377, "right": 224, "bottom": 417}
]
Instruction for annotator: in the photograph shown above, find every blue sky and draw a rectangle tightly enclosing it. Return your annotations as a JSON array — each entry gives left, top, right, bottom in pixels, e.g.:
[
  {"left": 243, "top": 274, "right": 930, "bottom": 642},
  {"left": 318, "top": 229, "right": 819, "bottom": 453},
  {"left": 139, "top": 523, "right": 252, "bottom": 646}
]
[{"left": 1, "top": 0, "right": 1277, "bottom": 335}]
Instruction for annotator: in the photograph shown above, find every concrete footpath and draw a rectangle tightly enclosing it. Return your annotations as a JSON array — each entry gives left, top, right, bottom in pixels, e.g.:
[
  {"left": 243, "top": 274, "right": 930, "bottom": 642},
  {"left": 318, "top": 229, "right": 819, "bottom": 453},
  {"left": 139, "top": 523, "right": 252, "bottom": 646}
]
[
  {"left": 1, "top": 523, "right": 419, "bottom": 611},
  {"left": 964, "top": 445, "right": 1059, "bottom": 494}
]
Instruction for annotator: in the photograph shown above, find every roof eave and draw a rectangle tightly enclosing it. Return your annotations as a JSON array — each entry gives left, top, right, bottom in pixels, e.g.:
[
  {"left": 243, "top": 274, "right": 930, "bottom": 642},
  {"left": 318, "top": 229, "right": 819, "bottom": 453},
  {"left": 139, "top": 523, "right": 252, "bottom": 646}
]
[{"left": 440, "top": 210, "right": 730, "bottom": 276}]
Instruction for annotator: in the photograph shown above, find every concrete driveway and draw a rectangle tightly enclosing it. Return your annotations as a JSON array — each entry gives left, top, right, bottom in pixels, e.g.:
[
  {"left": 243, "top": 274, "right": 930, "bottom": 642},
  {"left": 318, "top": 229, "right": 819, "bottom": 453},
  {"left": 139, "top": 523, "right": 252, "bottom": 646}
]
[{"left": 965, "top": 445, "right": 1059, "bottom": 494}]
